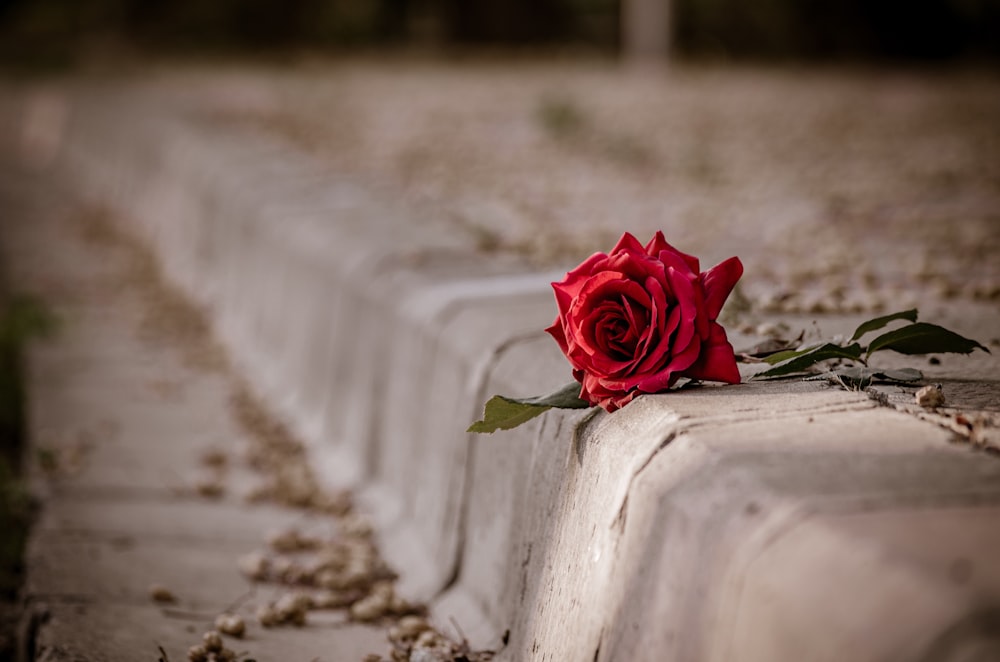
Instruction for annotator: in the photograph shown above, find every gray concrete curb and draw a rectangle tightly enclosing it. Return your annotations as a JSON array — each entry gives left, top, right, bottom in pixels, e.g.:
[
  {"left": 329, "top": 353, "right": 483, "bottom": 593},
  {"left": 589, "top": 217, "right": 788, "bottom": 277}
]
[{"left": 43, "top": 86, "right": 1000, "bottom": 661}]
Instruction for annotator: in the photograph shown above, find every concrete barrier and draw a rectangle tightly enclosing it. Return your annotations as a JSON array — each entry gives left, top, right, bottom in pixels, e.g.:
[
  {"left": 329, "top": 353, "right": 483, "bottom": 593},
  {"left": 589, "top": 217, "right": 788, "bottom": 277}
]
[{"left": 48, "top": 86, "right": 1000, "bottom": 661}]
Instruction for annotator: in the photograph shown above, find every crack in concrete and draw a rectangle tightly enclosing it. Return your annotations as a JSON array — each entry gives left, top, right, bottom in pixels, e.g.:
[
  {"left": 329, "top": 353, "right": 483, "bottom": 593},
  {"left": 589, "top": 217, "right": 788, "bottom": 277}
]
[{"left": 613, "top": 431, "right": 678, "bottom": 536}]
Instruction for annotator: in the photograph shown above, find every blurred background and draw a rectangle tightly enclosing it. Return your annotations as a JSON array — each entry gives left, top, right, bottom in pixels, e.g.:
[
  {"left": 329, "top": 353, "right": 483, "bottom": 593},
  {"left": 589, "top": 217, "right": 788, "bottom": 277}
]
[{"left": 0, "top": 0, "right": 999, "bottom": 67}]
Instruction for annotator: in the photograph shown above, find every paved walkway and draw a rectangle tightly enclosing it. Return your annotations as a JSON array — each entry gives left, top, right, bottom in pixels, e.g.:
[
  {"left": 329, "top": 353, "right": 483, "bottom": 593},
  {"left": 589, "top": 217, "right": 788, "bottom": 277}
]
[{"left": 0, "top": 169, "right": 393, "bottom": 661}]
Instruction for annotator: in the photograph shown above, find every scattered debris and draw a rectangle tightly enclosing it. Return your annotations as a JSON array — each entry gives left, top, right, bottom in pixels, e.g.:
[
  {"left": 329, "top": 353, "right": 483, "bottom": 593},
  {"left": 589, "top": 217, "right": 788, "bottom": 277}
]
[
  {"left": 255, "top": 603, "right": 281, "bottom": 628},
  {"left": 915, "top": 383, "right": 946, "bottom": 409},
  {"left": 230, "top": 385, "right": 352, "bottom": 514},
  {"left": 349, "top": 581, "right": 412, "bottom": 622},
  {"left": 185, "top": 630, "right": 239, "bottom": 662},
  {"left": 237, "top": 552, "right": 269, "bottom": 581},
  {"left": 365, "top": 615, "right": 496, "bottom": 662},
  {"left": 885, "top": 386, "right": 1000, "bottom": 453},
  {"left": 194, "top": 446, "right": 230, "bottom": 499},
  {"left": 252, "top": 591, "right": 315, "bottom": 627},
  {"left": 736, "top": 331, "right": 804, "bottom": 363},
  {"left": 214, "top": 613, "right": 246, "bottom": 638},
  {"left": 865, "top": 388, "right": 890, "bottom": 407},
  {"left": 266, "top": 527, "right": 321, "bottom": 553},
  {"left": 194, "top": 476, "right": 225, "bottom": 499},
  {"left": 200, "top": 449, "right": 229, "bottom": 469},
  {"left": 949, "top": 413, "right": 1000, "bottom": 451},
  {"left": 150, "top": 584, "right": 177, "bottom": 604}
]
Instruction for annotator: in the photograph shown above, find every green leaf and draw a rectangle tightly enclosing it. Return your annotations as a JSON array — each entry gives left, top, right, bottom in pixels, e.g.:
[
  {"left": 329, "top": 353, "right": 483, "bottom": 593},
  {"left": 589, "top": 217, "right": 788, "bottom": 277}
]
[
  {"left": 755, "top": 343, "right": 863, "bottom": 379},
  {"left": 761, "top": 343, "right": 821, "bottom": 365},
  {"left": 468, "top": 381, "right": 591, "bottom": 434},
  {"left": 849, "top": 309, "right": 918, "bottom": 342},
  {"left": 877, "top": 367, "right": 924, "bottom": 382},
  {"left": 865, "top": 322, "right": 990, "bottom": 357}
]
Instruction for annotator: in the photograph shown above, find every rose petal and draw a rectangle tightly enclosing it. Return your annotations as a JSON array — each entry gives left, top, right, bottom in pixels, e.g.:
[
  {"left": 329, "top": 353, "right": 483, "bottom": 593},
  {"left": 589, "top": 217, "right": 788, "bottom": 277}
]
[
  {"left": 574, "top": 274, "right": 649, "bottom": 326},
  {"left": 610, "top": 232, "right": 647, "bottom": 257},
  {"left": 632, "top": 277, "right": 672, "bottom": 374},
  {"left": 645, "top": 230, "right": 700, "bottom": 274},
  {"left": 601, "top": 389, "right": 640, "bottom": 413},
  {"left": 544, "top": 318, "right": 570, "bottom": 355},
  {"left": 682, "top": 322, "right": 741, "bottom": 384},
  {"left": 632, "top": 365, "right": 677, "bottom": 393},
  {"left": 551, "top": 252, "right": 609, "bottom": 311},
  {"left": 700, "top": 256, "right": 744, "bottom": 321},
  {"left": 665, "top": 265, "right": 699, "bottom": 352}
]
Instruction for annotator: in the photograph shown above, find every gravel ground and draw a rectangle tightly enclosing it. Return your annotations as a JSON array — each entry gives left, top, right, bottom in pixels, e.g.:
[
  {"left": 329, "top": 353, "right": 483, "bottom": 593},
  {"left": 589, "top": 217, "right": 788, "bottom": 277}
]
[{"left": 145, "top": 58, "right": 1000, "bottom": 319}]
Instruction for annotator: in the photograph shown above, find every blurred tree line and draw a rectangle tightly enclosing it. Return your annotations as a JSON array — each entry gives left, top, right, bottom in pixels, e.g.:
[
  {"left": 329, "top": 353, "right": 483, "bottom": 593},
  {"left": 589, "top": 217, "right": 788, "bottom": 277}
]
[
  {"left": 0, "top": 0, "right": 997, "bottom": 65},
  {"left": 675, "top": 0, "right": 1000, "bottom": 60}
]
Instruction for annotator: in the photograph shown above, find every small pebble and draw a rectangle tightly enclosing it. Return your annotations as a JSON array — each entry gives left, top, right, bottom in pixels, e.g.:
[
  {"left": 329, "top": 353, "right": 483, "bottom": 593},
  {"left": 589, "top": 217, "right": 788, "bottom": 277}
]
[
  {"left": 214, "top": 613, "right": 246, "bottom": 638},
  {"left": 397, "top": 615, "right": 430, "bottom": 638},
  {"left": 256, "top": 604, "right": 279, "bottom": 628},
  {"left": 350, "top": 595, "right": 386, "bottom": 622},
  {"left": 268, "top": 591, "right": 310, "bottom": 626},
  {"left": 415, "top": 629, "right": 442, "bottom": 648},
  {"left": 200, "top": 449, "right": 228, "bottom": 468},
  {"left": 202, "top": 630, "right": 223, "bottom": 652},
  {"left": 283, "top": 562, "right": 313, "bottom": 585},
  {"left": 339, "top": 514, "right": 374, "bottom": 538},
  {"left": 275, "top": 591, "right": 312, "bottom": 614},
  {"left": 916, "top": 384, "right": 946, "bottom": 409},
  {"left": 195, "top": 477, "right": 225, "bottom": 499},
  {"left": 187, "top": 645, "right": 208, "bottom": 662},
  {"left": 237, "top": 551, "right": 270, "bottom": 581},
  {"left": 389, "top": 594, "right": 411, "bottom": 615},
  {"left": 267, "top": 528, "right": 307, "bottom": 552},
  {"left": 270, "top": 556, "right": 294, "bottom": 579},
  {"left": 149, "top": 584, "right": 176, "bottom": 603}
]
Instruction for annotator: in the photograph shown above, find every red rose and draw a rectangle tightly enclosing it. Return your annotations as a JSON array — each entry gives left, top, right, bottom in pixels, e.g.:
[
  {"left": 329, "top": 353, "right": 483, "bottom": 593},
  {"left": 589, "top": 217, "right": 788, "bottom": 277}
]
[{"left": 545, "top": 231, "right": 743, "bottom": 412}]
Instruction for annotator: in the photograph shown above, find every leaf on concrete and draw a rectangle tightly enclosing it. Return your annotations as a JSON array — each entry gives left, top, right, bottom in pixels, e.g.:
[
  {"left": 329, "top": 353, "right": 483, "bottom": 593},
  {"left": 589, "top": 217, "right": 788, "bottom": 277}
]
[
  {"left": 865, "top": 322, "right": 990, "bottom": 357},
  {"left": 737, "top": 331, "right": 805, "bottom": 362},
  {"left": 760, "top": 343, "right": 821, "bottom": 365},
  {"left": 755, "top": 343, "right": 863, "bottom": 379},
  {"left": 876, "top": 367, "right": 924, "bottom": 382},
  {"left": 849, "top": 308, "right": 918, "bottom": 342},
  {"left": 468, "top": 381, "right": 590, "bottom": 434}
]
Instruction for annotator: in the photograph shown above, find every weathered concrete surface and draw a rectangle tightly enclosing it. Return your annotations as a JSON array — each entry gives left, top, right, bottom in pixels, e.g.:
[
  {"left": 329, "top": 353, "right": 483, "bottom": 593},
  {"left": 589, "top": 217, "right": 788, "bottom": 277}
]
[{"left": 1, "top": 64, "right": 999, "bottom": 662}]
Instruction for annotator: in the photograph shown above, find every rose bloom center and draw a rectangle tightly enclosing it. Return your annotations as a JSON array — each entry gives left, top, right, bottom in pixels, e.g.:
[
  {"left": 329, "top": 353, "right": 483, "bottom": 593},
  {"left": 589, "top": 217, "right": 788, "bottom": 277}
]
[{"left": 593, "top": 295, "right": 649, "bottom": 361}]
